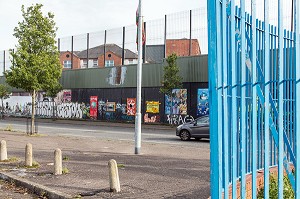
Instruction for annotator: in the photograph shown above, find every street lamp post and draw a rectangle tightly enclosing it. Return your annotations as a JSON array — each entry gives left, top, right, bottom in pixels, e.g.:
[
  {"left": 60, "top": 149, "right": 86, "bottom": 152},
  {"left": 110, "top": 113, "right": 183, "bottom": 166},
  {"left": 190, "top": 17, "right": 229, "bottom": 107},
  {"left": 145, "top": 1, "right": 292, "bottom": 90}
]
[{"left": 135, "top": 0, "right": 143, "bottom": 154}]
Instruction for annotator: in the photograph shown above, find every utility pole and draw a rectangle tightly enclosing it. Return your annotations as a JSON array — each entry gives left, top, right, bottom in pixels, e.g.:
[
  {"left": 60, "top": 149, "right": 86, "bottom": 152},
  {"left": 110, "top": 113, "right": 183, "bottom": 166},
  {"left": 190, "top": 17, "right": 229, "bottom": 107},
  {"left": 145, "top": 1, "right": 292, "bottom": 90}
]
[{"left": 135, "top": 0, "right": 143, "bottom": 154}]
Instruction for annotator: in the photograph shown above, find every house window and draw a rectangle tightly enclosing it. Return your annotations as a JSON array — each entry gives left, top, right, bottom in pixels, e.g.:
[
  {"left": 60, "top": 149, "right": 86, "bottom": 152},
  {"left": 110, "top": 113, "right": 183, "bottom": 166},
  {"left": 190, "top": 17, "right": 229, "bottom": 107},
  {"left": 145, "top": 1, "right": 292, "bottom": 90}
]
[
  {"left": 83, "top": 60, "right": 87, "bottom": 68},
  {"left": 63, "top": 60, "right": 71, "bottom": 68},
  {"left": 93, "top": 60, "right": 98, "bottom": 67},
  {"left": 128, "top": 59, "right": 134, "bottom": 64},
  {"left": 105, "top": 60, "right": 114, "bottom": 67}
]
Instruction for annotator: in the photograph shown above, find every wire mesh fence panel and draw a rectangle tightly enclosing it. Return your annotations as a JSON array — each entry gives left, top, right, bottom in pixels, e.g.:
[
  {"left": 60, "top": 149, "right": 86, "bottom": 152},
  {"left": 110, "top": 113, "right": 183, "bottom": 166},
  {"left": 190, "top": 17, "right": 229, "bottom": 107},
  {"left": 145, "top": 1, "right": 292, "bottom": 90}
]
[
  {"left": 73, "top": 33, "right": 88, "bottom": 69},
  {"left": 4, "top": 50, "right": 12, "bottom": 72},
  {"left": 166, "top": 10, "right": 190, "bottom": 57},
  {"left": 59, "top": 36, "right": 72, "bottom": 69},
  {"left": 105, "top": 27, "right": 124, "bottom": 67},
  {"left": 124, "top": 24, "right": 138, "bottom": 65},
  {"left": 89, "top": 31, "right": 105, "bottom": 68},
  {"left": 192, "top": 8, "right": 207, "bottom": 54}
]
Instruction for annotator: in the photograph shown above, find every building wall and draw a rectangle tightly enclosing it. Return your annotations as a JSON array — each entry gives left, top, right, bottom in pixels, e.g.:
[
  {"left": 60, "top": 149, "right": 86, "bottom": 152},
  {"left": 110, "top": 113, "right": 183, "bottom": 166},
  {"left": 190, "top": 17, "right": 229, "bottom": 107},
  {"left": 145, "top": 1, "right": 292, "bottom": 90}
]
[
  {"left": 60, "top": 52, "right": 81, "bottom": 70},
  {"left": 166, "top": 39, "right": 201, "bottom": 57},
  {"left": 98, "top": 51, "right": 122, "bottom": 67}
]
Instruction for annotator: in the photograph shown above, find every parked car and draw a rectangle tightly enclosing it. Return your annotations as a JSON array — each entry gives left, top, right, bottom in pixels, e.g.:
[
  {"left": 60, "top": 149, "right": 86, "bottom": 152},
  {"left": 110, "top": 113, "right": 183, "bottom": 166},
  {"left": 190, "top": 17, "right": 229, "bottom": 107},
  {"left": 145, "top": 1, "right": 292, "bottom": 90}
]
[{"left": 176, "top": 115, "right": 209, "bottom": 141}]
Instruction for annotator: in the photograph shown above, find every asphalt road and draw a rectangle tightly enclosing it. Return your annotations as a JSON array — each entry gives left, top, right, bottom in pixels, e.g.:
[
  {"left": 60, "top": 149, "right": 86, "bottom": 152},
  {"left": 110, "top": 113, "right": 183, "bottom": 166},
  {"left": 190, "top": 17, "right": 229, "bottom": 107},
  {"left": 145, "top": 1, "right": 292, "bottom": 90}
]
[{"left": 0, "top": 118, "right": 210, "bottom": 149}]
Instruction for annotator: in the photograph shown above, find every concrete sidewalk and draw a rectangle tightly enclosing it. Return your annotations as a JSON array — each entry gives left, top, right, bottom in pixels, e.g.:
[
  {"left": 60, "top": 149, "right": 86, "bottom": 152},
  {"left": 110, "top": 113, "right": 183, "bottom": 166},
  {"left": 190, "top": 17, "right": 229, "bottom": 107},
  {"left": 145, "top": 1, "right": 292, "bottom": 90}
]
[{"left": 0, "top": 130, "right": 210, "bottom": 199}]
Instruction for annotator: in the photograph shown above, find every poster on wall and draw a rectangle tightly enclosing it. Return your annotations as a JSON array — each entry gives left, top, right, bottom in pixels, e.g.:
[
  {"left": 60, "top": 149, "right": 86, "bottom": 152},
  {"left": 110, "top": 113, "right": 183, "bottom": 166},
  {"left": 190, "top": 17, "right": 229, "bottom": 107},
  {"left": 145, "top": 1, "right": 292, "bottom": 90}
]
[
  {"left": 90, "top": 96, "right": 98, "bottom": 118},
  {"left": 197, "top": 89, "right": 209, "bottom": 116},
  {"left": 106, "top": 102, "right": 116, "bottom": 112},
  {"left": 146, "top": 101, "right": 159, "bottom": 113},
  {"left": 127, "top": 98, "right": 136, "bottom": 116},
  {"left": 165, "top": 89, "right": 187, "bottom": 115}
]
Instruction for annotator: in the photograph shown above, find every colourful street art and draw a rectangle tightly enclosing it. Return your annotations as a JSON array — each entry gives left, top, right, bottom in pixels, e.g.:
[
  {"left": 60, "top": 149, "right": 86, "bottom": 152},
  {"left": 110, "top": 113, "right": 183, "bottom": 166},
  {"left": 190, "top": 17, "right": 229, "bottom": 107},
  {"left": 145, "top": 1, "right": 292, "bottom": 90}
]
[
  {"left": 197, "top": 89, "right": 209, "bottom": 116},
  {"left": 146, "top": 101, "right": 159, "bottom": 113},
  {"left": 165, "top": 89, "right": 187, "bottom": 115},
  {"left": 144, "top": 113, "right": 160, "bottom": 123},
  {"left": 90, "top": 96, "right": 98, "bottom": 119},
  {"left": 127, "top": 98, "right": 136, "bottom": 116}
]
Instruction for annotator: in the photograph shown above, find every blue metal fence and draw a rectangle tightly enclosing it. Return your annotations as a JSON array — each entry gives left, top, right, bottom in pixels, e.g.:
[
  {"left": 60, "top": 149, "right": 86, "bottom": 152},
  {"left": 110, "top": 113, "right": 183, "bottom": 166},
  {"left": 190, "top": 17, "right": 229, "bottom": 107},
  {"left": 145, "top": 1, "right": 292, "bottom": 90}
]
[{"left": 208, "top": 0, "right": 300, "bottom": 198}]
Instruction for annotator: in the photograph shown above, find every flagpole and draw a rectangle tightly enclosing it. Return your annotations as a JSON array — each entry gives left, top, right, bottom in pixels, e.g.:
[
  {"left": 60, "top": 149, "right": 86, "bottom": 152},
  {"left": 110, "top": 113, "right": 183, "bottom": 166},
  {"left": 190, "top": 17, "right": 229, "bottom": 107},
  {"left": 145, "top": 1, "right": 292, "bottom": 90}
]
[{"left": 135, "top": 0, "right": 143, "bottom": 154}]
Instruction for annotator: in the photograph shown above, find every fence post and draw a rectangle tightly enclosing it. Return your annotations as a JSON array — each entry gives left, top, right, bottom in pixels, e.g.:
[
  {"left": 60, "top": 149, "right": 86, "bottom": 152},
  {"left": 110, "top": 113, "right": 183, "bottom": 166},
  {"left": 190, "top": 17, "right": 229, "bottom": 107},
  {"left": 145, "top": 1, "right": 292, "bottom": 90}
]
[
  {"left": 164, "top": 14, "right": 167, "bottom": 59},
  {"left": 71, "top": 36, "right": 74, "bottom": 69},
  {"left": 143, "top": 22, "right": 146, "bottom": 63},
  {"left": 3, "top": 51, "right": 5, "bottom": 72},
  {"left": 87, "top": 33, "right": 89, "bottom": 68},
  {"left": 0, "top": 140, "right": 7, "bottom": 161},
  {"left": 122, "top": 27, "right": 125, "bottom": 66},
  {"left": 189, "top": 10, "right": 192, "bottom": 56},
  {"left": 54, "top": 148, "right": 62, "bottom": 175},
  {"left": 25, "top": 143, "right": 32, "bottom": 167},
  {"left": 104, "top": 30, "right": 107, "bottom": 67},
  {"left": 108, "top": 159, "right": 120, "bottom": 192}
]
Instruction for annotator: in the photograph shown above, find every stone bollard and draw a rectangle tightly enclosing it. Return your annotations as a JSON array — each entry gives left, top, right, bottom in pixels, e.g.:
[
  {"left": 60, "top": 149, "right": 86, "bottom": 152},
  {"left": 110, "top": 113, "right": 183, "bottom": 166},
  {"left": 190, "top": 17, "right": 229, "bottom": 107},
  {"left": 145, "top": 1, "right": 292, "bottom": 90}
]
[
  {"left": 54, "top": 148, "right": 62, "bottom": 175},
  {"left": 108, "top": 159, "right": 120, "bottom": 193},
  {"left": 25, "top": 143, "right": 32, "bottom": 167},
  {"left": 0, "top": 140, "right": 7, "bottom": 161}
]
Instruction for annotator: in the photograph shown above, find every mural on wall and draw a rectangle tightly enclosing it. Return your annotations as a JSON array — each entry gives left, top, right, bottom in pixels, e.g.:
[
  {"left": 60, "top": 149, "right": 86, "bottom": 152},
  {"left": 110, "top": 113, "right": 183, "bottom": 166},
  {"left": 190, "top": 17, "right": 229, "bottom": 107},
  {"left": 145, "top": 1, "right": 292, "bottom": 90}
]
[
  {"left": 106, "top": 102, "right": 116, "bottom": 112},
  {"left": 165, "top": 89, "right": 187, "bottom": 115},
  {"left": 197, "top": 89, "right": 209, "bottom": 116},
  {"left": 90, "top": 96, "right": 98, "bottom": 119},
  {"left": 55, "top": 90, "right": 72, "bottom": 104},
  {"left": 146, "top": 101, "right": 159, "bottom": 113},
  {"left": 144, "top": 113, "right": 160, "bottom": 123},
  {"left": 127, "top": 98, "right": 136, "bottom": 116}
]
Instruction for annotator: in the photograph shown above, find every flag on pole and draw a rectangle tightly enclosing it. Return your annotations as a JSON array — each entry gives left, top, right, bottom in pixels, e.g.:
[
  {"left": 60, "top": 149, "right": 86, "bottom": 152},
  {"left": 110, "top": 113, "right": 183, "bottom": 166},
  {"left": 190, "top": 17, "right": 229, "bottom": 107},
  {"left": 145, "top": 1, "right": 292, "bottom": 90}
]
[{"left": 136, "top": 7, "right": 146, "bottom": 48}]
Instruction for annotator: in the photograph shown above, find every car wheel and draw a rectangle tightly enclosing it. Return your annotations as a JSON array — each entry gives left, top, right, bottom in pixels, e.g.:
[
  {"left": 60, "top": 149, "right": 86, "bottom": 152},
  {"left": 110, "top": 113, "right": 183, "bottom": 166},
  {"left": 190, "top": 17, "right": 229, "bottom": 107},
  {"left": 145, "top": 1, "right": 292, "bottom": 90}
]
[{"left": 180, "top": 130, "right": 191, "bottom": 141}]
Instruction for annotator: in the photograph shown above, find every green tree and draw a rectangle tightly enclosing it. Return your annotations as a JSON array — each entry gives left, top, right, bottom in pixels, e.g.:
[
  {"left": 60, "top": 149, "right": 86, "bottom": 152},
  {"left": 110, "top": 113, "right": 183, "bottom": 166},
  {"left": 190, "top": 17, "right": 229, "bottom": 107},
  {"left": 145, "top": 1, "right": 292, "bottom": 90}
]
[
  {"left": 5, "top": 4, "right": 62, "bottom": 134},
  {"left": 0, "top": 84, "right": 11, "bottom": 118},
  {"left": 160, "top": 53, "right": 182, "bottom": 124}
]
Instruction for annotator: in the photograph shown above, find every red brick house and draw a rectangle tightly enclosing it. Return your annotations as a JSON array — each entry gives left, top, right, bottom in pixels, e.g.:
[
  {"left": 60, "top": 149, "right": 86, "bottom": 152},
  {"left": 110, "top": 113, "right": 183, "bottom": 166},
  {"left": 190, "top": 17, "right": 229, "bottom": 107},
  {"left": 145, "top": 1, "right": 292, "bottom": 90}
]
[
  {"left": 60, "top": 44, "right": 138, "bottom": 70},
  {"left": 166, "top": 39, "right": 201, "bottom": 56}
]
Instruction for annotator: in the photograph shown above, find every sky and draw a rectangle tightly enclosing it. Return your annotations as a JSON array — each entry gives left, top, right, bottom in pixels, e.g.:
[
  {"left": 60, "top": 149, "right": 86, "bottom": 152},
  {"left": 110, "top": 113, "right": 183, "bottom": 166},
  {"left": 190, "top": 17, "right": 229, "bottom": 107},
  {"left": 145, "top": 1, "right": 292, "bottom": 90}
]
[{"left": 0, "top": 0, "right": 205, "bottom": 50}]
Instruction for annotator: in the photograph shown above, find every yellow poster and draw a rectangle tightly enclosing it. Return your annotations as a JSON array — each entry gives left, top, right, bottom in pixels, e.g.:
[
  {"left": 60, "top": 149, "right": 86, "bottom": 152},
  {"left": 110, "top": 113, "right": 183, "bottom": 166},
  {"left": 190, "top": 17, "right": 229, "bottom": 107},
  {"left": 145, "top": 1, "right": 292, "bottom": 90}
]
[{"left": 146, "top": 101, "right": 159, "bottom": 113}]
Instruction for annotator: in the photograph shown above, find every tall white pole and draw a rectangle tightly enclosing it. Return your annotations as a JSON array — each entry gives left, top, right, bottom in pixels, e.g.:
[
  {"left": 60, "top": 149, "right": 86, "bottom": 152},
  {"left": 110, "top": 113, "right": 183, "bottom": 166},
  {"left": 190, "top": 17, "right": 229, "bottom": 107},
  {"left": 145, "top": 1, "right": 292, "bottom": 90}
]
[{"left": 135, "top": 0, "right": 143, "bottom": 154}]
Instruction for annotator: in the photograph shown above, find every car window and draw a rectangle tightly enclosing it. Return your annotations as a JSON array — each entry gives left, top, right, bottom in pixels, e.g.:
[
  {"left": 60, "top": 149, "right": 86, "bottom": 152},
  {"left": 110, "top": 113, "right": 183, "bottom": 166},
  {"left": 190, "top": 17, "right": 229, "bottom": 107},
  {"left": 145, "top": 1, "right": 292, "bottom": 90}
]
[{"left": 196, "top": 117, "right": 209, "bottom": 124}]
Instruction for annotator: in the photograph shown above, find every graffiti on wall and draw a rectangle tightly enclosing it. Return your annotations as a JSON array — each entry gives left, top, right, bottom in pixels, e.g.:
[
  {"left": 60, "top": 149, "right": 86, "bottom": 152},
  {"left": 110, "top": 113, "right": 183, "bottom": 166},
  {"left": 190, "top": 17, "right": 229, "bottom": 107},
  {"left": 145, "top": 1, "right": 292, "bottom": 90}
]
[
  {"left": 165, "top": 89, "right": 187, "bottom": 115},
  {"left": 146, "top": 101, "right": 159, "bottom": 113},
  {"left": 166, "top": 114, "right": 194, "bottom": 125},
  {"left": 97, "top": 100, "right": 134, "bottom": 121},
  {"left": 90, "top": 96, "right": 98, "bottom": 119},
  {"left": 56, "top": 103, "right": 83, "bottom": 119},
  {"left": 197, "top": 89, "right": 209, "bottom": 116}
]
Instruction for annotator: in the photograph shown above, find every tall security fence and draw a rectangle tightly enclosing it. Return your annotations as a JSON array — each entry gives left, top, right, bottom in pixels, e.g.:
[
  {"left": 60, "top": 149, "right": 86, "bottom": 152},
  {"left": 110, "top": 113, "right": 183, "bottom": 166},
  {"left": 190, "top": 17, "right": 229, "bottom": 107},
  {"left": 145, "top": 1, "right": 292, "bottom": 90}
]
[
  {"left": 208, "top": 0, "right": 299, "bottom": 199},
  {"left": 0, "top": 7, "right": 207, "bottom": 73}
]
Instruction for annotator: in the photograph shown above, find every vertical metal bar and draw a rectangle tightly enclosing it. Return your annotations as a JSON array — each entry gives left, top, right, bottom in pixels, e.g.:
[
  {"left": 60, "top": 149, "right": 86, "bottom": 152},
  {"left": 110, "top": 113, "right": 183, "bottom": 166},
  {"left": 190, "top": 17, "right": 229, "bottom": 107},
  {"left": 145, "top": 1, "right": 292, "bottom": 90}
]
[
  {"left": 208, "top": 0, "right": 221, "bottom": 198},
  {"left": 230, "top": 0, "right": 237, "bottom": 198},
  {"left": 295, "top": 0, "right": 300, "bottom": 196},
  {"left": 251, "top": 1, "right": 258, "bottom": 198},
  {"left": 3, "top": 51, "right": 5, "bottom": 72},
  {"left": 164, "top": 14, "right": 167, "bottom": 59},
  {"left": 58, "top": 38, "right": 60, "bottom": 52},
  {"left": 189, "top": 10, "right": 192, "bottom": 56},
  {"left": 104, "top": 30, "right": 107, "bottom": 67},
  {"left": 122, "top": 26, "right": 125, "bottom": 66},
  {"left": 143, "top": 22, "right": 146, "bottom": 63},
  {"left": 278, "top": 0, "right": 284, "bottom": 197},
  {"left": 222, "top": 1, "right": 229, "bottom": 198},
  {"left": 216, "top": 1, "right": 223, "bottom": 198},
  {"left": 264, "top": 0, "right": 270, "bottom": 198},
  {"left": 87, "top": 33, "right": 89, "bottom": 68},
  {"left": 240, "top": 0, "right": 247, "bottom": 198},
  {"left": 71, "top": 36, "right": 74, "bottom": 69}
]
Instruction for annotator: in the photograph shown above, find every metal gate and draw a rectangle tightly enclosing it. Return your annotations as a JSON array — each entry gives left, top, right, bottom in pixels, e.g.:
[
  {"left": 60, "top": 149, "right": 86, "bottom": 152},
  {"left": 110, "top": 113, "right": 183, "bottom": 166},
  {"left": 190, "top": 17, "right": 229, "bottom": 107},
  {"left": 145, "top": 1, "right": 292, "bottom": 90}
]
[{"left": 208, "top": 0, "right": 300, "bottom": 198}]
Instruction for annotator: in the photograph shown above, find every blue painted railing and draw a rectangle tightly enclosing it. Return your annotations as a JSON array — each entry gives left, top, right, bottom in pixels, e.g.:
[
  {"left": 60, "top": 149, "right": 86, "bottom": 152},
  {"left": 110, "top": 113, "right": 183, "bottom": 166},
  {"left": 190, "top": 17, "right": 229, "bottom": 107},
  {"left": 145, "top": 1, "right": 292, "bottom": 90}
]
[{"left": 208, "top": 0, "right": 300, "bottom": 198}]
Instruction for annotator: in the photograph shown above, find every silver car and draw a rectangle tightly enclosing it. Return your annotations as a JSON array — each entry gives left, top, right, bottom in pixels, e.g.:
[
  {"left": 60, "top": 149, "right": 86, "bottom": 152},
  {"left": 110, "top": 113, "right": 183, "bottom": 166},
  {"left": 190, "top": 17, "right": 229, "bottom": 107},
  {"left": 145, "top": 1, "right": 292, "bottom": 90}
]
[{"left": 176, "top": 115, "right": 209, "bottom": 141}]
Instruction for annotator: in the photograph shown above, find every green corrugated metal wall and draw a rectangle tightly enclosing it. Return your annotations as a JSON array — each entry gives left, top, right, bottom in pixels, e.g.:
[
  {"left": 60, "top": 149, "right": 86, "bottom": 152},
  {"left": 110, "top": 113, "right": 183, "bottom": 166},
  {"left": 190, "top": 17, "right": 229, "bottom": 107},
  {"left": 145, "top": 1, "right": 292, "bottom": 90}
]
[
  {"left": 1, "top": 55, "right": 208, "bottom": 91},
  {"left": 62, "top": 55, "right": 208, "bottom": 89}
]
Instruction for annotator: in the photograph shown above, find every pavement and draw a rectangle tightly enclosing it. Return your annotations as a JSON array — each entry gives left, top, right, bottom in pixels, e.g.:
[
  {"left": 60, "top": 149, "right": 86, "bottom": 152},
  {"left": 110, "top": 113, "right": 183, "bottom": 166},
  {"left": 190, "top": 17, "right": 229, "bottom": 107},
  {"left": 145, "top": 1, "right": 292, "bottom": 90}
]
[{"left": 0, "top": 118, "right": 210, "bottom": 199}]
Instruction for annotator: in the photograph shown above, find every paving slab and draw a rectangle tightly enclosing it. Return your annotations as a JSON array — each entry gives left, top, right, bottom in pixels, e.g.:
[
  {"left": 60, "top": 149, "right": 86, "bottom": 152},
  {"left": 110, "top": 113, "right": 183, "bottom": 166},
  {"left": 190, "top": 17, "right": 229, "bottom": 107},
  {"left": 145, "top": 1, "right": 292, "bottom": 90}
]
[{"left": 0, "top": 129, "right": 210, "bottom": 199}]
